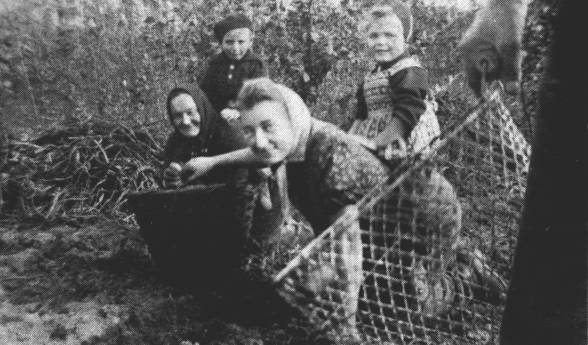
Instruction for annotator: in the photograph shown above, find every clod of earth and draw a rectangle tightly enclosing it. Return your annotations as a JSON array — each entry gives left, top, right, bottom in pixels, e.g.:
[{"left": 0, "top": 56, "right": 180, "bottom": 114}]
[
  {"left": 0, "top": 301, "right": 126, "bottom": 345},
  {"left": 0, "top": 248, "right": 41, "bottom": 274}
]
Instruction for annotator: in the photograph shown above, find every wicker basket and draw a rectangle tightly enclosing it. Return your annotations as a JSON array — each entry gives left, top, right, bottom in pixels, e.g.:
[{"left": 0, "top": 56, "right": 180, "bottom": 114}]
[{"left": 126, "top": 184, "right": 243, "bottom": 290}]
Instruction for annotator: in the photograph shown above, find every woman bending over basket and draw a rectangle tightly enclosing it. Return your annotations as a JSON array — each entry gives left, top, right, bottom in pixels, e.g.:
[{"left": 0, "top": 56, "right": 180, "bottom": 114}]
[
  {"left": 148, "top": 84, "right": 285, "bottom": 290},
  {"left": 182, "top": 78, "right": 505, "bottom": 342}
]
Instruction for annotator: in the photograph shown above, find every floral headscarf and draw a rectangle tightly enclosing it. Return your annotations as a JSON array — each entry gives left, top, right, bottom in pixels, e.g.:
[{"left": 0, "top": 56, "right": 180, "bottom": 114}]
[
  {"left": 236, "top": 78, "right": 313, "bottom": 162},
  {"left": 235, "top": 78, "right": 315, "bottom": 222},
  {"left": 274, "top": 84, "right": 312, "bottom": 162}
]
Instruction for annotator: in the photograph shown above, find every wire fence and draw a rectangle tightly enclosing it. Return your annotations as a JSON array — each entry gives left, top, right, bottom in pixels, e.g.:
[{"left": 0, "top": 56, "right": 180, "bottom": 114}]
[{"left": 265, "top": 86, "right": 530, "bottom": 344}]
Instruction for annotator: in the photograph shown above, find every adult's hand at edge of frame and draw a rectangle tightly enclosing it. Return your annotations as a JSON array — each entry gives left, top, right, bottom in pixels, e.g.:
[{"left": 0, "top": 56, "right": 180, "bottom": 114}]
[{"left": 458, "top": 0, "right": 529, "bottom": 97}]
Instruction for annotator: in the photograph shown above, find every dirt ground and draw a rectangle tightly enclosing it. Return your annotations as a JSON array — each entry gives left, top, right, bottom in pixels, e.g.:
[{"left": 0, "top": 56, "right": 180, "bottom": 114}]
[{"left": 0, "top": 219, "right": 310, "bottom": 345}]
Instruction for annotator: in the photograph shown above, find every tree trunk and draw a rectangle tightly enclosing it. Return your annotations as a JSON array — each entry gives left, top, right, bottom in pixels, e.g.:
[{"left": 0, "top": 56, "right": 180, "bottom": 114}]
[{"left": 500, "top": 2, "right": 587, "bottom": 344}]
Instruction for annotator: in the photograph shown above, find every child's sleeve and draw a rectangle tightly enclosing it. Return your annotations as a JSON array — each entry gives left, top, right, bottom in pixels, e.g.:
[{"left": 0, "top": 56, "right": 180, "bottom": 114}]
[{"left": 388, "top": 67, "right": 429, "bottom": 136}]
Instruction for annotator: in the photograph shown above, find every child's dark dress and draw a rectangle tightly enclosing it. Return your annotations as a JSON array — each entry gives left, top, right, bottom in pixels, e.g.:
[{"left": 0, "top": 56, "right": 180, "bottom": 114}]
[{"left": 352, "top": 53, "right": 440, "bottom": 154}]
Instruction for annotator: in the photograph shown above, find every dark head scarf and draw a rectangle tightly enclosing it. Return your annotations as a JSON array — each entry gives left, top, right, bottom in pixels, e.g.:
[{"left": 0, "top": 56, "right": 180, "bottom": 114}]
[
  {"left": 166, "top": 84, "right": 220, "bottom": 145},
  {"left": 164, "top": 84, "right": 222, "bottom": 162},
  {"left": 213, "top": 14, "right": 253, "bottom": 42}
]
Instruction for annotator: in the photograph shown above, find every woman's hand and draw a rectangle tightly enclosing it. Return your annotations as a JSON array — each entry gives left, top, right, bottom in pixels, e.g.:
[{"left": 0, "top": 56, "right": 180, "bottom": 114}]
[
  {"left": 163, "top": 162, "right": 183, "bottom": 188},
  {"left": 182, "top": 156, "right": 217, "bottom": 182}
]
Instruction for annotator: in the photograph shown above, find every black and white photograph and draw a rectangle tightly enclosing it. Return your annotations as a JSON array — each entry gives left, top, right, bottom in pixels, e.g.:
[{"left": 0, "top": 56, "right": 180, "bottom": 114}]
[{"left": 0, "top": 0, "right": 584, "bottom": 344}]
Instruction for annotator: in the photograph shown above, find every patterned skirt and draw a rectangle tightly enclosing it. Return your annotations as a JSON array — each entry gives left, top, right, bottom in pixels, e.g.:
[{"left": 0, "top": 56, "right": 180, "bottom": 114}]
[
  {"left": 349, "top": 102, "right": 441, "bottom": 156},
  {"left": 349, "top": 109, "right": 394, "bottom": 141}
]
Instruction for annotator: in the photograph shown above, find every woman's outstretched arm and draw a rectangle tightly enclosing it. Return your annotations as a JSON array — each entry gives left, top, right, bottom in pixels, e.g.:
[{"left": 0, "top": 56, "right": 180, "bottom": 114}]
[{"left": 183, "top": 148, "right": 266, "bottom": 181}]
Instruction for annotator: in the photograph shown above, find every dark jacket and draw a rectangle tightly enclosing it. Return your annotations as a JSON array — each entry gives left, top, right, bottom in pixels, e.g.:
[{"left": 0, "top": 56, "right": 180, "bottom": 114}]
[
  {"left": 286, "top": 121, "right": 390, "bottom": 233},
  {"left": 200, "top": 50, "right": 268, "bottom": 112}
]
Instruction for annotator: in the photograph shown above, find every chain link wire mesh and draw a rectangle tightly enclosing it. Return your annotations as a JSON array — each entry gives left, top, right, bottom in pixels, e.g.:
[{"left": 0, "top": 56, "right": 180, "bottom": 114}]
[
  {"left": 127, "top": 80, "right": 530, "bottom": 344},
  {"left": 267, "top": 86, "right": 530, "bottom": 344}
]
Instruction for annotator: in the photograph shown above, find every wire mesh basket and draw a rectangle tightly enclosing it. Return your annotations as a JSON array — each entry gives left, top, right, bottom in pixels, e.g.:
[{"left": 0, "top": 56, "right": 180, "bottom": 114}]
[
  {"left": 271, "top": 88, "right": 530, "bottom": 344},
  {"left": 126, "top": 87, "right": 529, "bottom": 344}
]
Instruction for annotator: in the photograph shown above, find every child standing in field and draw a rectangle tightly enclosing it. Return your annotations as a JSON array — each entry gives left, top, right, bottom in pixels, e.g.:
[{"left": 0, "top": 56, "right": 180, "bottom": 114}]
[
  {"left": 200, "top": 14, "right": 275, "bottom": 210},
  {"left": 349, "top": 1, "right": 440, "bottom": 160},
  {"left": 200, "top": 14, "right": 268, "bottom": 122},
  {"left": 348, "top": 1, "right": 506, "bottom": 321}
]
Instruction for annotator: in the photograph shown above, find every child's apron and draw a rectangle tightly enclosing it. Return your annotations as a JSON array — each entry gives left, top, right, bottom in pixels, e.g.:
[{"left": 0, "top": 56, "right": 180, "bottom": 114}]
[{"left": 349, "top": 56, "right": 440, "bottom": 155}]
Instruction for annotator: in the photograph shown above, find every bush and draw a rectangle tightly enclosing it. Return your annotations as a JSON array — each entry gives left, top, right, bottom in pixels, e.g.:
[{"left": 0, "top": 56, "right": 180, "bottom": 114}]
[
  {"left": 0, "top": 0, "right": 360, "bottom": 131},
  {"left": 2, "top": 118, "right": 162, "bottom": 223},
  {"left": 0, "top": 0, "right": 551, "bottom": 225},
  {"left": 0, "top": 1, "right": 487, "bottom": 130}
]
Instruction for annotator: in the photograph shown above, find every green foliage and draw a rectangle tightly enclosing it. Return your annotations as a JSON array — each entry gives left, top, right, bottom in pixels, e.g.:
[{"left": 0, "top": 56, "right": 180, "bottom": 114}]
[
  {"left": 0, "top": 0, "right": 363, "bottom": 133},
  {"left": 2, "top": 119, "right": 162, "bottom": 223},
  {"left": 411, "top": 1, "right": 474, "bottom": 82},
  {"left": 0, "top": 0, "right": 476, "bottom": 131},
  {"left": 0, "top": 0, "right": 549, "bottom": 137},
  {"left": 519, "top": 0, "right": 558, "bottom": 135},
  {"left": 312, "top": 0, "right": 476, "bottom": 127}
]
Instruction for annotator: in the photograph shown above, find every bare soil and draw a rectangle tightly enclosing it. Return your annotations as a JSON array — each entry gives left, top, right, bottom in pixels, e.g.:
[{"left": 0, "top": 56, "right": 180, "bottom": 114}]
[{"left": 0, "top": 219, "right": 307, "bottom": 345}]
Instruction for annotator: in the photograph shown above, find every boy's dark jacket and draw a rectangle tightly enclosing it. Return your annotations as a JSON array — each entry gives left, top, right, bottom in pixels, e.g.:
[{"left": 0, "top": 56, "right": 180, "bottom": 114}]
[{"left": 200, "top": 50, "right": 267, "bottom": 112}]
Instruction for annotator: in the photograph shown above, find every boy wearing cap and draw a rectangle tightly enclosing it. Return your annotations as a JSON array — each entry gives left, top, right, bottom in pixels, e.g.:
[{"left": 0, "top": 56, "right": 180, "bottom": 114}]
[
  {"left": 200, "top": 14, "right": 275, "bottom": 212},
  {"left": 200, "top": 14, "right": 268, "bottom": 121}
]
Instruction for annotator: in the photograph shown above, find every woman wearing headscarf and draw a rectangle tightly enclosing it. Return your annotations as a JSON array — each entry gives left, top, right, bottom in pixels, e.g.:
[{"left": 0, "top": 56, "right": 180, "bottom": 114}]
[
  {"left": 163, "top": 83, "right": 284, "bottom": 244},
  {"left": 182, "top": 78, "right": 508, "bottom": 341},
  {"left": 238, "top": 79, "right": 389, "bottom": 341},
  {"left": 179, "top": 78, "right": 392, "bottom": 341},
  {"left": 162, "top": 84, "right": 247, "bottom": 186},
  {"left": 160, "top": 84, "right": 283, "bottom": 291}
]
